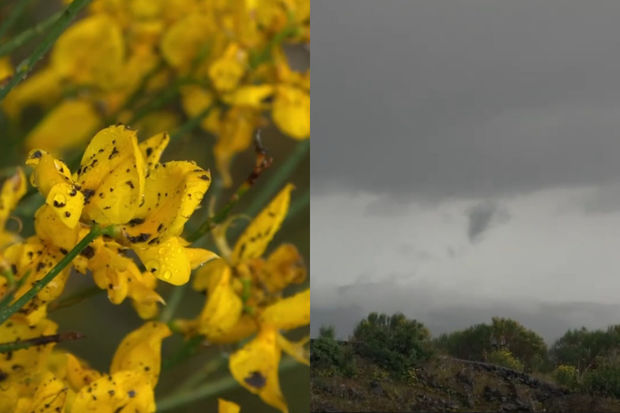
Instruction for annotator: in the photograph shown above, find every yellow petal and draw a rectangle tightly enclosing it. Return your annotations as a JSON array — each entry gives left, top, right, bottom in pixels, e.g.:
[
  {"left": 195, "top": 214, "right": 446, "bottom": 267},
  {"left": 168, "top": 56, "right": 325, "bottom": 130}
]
[
  {"left": 223, "top": 84, "right": 274, "bottom": 108},
  {"left": 196, "top": 265, "right": 243, "bottom": 340},
  {"left": 34, "top": 205, "right": 80, "bottom": 250},
  {"left": 139, "top": 132, "right": 170, "bottom": 171},
  {"left": 14, "top": 372, "right": 67, "bottom": 413},
  {"left": 71, "top": 370, "right": 155, "bottom": 413},
  {"left": 0, "top": 56, "right": 13, "bottom": 82},
  {"left": 218, "top": 399, "right": 241, "bottom": 413},
  {"left": 160, "top": 14, "right": 213, "bottom": 70},
  {"left": 25, "top": 100, "right": 101, "bottom": 155},
  {"left": 0, "top": 317, "right": 58, "bottom": 386},
  {"left": 214, "top": 108, "right": 259, "bottom": 187},
  {"left": 77, "top": 125, "right": 145, "bottom": 225},
  {"left": 1, "top": 69, "right": 62, "bottom": 119},
  {"left": 134, "top": 236, "right": 206, "bottom": 285},
  {"left": 261, "top": 243, "right": 306, "bottom": 293},
  {"left": 0, "top": 168, "right": 26, "bottom": 230},
  {"left": 232, "top": 184, "right": 294, "bottom": 264},
  {"left": 51, "top": 15, "right": 124, "bottom": 88},
  {"left": 192, "top": 258, "right": 228, "bottom": 292},
  {"left": 277, "top": 334, "right": 309, "bottom": 366},
  {"left": 260, "top": 289, "right": 310, "bottom": 330},
  {"left": 208, "top": 44, "right": 247, "bottom": 92},
  {"left": 272, "top": 86, "right": 310, "bottom": 139},
  {"left": 26, "top": 149, "right": 76, "bottom": 199},
  {"left": 110, "top": 321, "right": 171, "bottom": 386},
  {"left": 180, "top": 85, "right": 218, "bottom": 133},
  {"left": 123, "top": 161, "right": 210, "bottom": 241},
  {"left": 229, "top": 327, "right": 288, "bottom": 413},
  {"left": 65, "top": 353, "right": 102, "bottom": 392},
  {"left": 208, "top": 314, "right": 257, "bottom": 344}
]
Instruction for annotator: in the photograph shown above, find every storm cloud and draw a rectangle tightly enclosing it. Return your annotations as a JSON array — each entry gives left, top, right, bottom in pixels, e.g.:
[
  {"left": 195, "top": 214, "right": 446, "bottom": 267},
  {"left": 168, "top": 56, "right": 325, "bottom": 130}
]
[{"left": 312, "top": 0, "right": 620, "bottom": 201}]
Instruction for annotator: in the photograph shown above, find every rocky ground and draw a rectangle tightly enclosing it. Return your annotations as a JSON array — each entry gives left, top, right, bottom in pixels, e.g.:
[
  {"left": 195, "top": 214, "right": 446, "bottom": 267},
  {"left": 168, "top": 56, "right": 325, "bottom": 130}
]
[{"left": 311, "top": 353, "right": 620, "bottom": 412}]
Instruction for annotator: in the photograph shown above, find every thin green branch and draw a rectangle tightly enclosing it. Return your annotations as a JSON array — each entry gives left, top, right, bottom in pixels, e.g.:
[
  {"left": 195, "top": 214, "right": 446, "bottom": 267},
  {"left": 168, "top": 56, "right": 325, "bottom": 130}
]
[
  {"left": 0, "top": 0, "right": 94, "bottom": 101},
  {"left": 0, "top": 331, "right": 84, "bottom": 353},
  {"left": 0, "top": 224, "right": 109, "bottom": 325},
  {"left": 169, "top": 356, "right": 227, "bottom": 395},
  {"left": 0, "top": 9, "right": 63, "bottom": 57},
  {"left": 48, "top": 285, "right": 103, "bottom": 312},
  {"left": 169, "top": 104, "right": 215, "bottom": 141},
  {"left": 162, "top": 335, "right": 205, "bottom": 372},
  {"left": 287, "top": 188, "right": 309, "bottom": 221},
  {"left": 0, "top": 0, "right": 34, "bottom": 41},
  {"left": 158, "top": 283, "right": 188, "bottom": 324},
  {"left": 157, "top": 356, "right": 301, "bottom": 411}
]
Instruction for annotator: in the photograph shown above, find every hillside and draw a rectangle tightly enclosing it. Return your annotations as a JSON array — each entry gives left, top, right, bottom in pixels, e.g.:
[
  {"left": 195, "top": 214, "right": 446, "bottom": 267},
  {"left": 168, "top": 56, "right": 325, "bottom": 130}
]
[{"left": 311, "top": 342, "right": 620, "bottom": 412}]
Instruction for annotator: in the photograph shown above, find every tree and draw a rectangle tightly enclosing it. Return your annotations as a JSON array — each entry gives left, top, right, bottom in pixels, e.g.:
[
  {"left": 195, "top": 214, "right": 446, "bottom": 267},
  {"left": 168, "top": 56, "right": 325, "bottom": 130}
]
[{"left": 351, "top": 312, "right": 433, "bottom": 377}]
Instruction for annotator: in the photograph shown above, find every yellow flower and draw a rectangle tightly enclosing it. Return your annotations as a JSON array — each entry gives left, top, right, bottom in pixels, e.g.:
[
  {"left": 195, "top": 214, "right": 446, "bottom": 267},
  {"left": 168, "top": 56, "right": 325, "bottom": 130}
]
[
  {"left": 13, "top": 372, "right": 67, "bottom": 413},
  {"left": 160, "top": 13, "right": 214, "bottom": 71},
  {"left": 0, "top": 316, "right": 58, "bottom": 404},
  {"left": 71, "top": 321, "right": 170, "bottom": 412},
  {"left": 51, "top": 14, "right": 125, "bottom": 89},
  {"left": 27, "top": 125, "right": 217, "bottom": 286},
  {"left": 176, "top": 184, "right": 308, "bottom": 413},
  {"left": 208, "top": 43, "right": 248, "bottom": 93},
  {"left": 272, "top": 85, "right": 310, "bottom": 139},
  {"left": 110, "top": 321, "right": 171, "bottom": 386}
]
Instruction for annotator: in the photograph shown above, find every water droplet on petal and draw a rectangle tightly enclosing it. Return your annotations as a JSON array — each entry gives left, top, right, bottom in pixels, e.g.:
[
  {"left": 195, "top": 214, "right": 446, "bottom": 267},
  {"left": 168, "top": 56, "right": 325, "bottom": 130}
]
[{"left": 162, "top": 270, "right": 172, "bottom": 280}]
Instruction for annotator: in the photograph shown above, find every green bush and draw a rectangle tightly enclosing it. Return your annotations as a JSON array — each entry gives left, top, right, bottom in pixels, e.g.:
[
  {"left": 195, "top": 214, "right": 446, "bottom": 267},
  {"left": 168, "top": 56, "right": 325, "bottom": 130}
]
[
  {"left": 582, "top": 365, "right": 620, "bottom": 397},
  {"left": 435, "top": 317, "right": 547, "bottom": 372},
  {"left": 311, "top": 326, "right": 355, "bottom": 376},
  {"left": 487, "top": 350, "right": 524, "bottom": 371},
  {"left": 351, "top": 312, "right": 433, "bottom": 377},
  {"left": 550, "top": 325, "right": 620, "bottom": 373},
  {"left": 552, "top": 364, "right": 579, "bottom": 390}
]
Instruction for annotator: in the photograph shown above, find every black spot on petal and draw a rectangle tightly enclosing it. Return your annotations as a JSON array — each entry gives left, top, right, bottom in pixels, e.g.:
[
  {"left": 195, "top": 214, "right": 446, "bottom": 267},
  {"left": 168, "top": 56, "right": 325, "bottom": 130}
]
[{"left": 244, "top": 371, "right": 266, "bottom": 388}]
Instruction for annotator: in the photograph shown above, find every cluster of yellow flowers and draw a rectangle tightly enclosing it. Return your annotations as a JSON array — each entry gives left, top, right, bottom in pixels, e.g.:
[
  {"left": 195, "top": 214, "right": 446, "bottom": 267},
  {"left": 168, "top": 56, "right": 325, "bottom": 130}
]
[
  {"left": 0, "top": 0, "right": 309, "bottom": 411},
  {"left": 0, "top": 124, "right": 309, "bottom": 412},
  {"left": 3, "top": 0, "right": 310, "bottom": 185}
]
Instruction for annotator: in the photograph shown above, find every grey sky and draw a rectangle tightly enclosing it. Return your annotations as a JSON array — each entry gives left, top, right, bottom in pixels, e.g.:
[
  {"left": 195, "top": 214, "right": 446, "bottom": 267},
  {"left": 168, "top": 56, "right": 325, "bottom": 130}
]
[{"left": 311, "top": 0, "right": 620, "bottom": 342}]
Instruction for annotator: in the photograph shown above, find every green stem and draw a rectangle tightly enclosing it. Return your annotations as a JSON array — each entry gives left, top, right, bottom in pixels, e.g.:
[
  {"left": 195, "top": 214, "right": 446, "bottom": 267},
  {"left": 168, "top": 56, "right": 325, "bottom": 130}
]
[
  {"left": 287, "top": 188, "right": 309, "bottom": 222},
  {"left": 170, "top": 356, "right": 227, "bottom": 395},
  {"left": 245, "top": 140, "right": 309, "bottom": 218},
  {"left": 0, "top": 224, "right": 108, "bottom": 325},
  {"left": 0, "top": 331, "right": 84, "bottom": 353},
  {"left": 0, "top": 0, "right": 34, "bottom": 41},
  {"left": 48, "top": 285, "right": 104, "bottom": 312},
  {"left": 158, "top": 283, "right": 188, "bottom": 324},
  {"left": 128, "top": 79, "right": 184, "bottom": 125},
  {"left": 162, "top": 335, "right": 205, "bottom": 372},
  {"left": 0, "top": 0, "right": 93, "bottom": 101},
  {"left": 156, "top": 356, "right": 300, "bottom": 411},
  {"left": 0, "top": 10, "right": 63, "bottom": 57}
]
